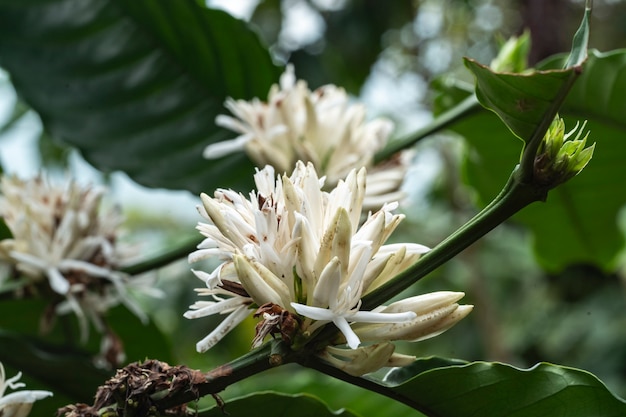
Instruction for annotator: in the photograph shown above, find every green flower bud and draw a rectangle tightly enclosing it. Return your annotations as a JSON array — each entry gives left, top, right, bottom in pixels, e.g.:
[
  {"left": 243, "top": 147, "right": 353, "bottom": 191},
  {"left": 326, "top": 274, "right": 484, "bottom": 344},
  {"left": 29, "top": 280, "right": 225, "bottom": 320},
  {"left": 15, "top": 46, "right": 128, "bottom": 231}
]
[
  {"left": 534, "top": 116, "right": 595, "bottom": 187},
  {"left": 490, "top": 30, "right": 531, "bottom": 73}
]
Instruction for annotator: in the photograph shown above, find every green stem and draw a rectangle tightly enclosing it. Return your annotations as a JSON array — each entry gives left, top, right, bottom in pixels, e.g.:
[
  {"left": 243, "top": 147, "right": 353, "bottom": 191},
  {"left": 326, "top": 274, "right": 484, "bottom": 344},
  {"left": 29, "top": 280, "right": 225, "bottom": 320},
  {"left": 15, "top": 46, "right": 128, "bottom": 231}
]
[
  {"left": 361, "top": 166, "right": 547, "bottom": 311},
  {"left": 302, "top": 357, "right": 441, "bottom": 416},
  {"left": 517, "top": 70, "right": 580, "bottom": 184},
  {"left": 374, "top": 95, "right": 481, "bottom": 163},
  {"left": 121, "top": 236, "right": 201, "bottom": 276}
]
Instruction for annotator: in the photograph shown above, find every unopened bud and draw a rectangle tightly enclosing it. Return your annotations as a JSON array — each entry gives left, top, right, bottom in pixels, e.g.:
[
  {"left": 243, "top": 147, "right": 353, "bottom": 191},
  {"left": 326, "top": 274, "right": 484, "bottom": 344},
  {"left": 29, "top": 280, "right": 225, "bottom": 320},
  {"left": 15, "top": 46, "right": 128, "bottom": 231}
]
[
  {"left": 534, "top": 116, "right": 595, "bottom": 188},
  {"left": 352, "top": 292, "right": 473, "bottom": 343},
  {"left": 490, "top": 30, "right": 531, "bottom": 73},
  {"left": 321, "top": 343, "right": 397, "bottom": 376}
]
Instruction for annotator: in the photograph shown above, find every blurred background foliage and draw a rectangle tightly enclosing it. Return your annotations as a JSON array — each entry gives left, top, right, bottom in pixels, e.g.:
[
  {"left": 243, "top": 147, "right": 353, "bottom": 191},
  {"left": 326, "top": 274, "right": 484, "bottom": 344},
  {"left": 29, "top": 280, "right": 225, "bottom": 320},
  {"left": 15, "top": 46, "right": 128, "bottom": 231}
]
[{"left": 1, "top": 0, "right": 626, "bottom": 416}]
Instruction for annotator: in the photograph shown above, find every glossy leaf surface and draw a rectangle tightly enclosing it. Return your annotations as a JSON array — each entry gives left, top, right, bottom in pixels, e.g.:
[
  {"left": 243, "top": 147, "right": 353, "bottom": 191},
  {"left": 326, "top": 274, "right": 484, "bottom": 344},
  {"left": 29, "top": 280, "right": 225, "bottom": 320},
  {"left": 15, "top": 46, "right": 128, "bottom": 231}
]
[
  {"left": 0, "top": 0, "right": 281, "bottom": 193},
  {"left": 378, "top": 357, "right": 626, "bottom": 417}
]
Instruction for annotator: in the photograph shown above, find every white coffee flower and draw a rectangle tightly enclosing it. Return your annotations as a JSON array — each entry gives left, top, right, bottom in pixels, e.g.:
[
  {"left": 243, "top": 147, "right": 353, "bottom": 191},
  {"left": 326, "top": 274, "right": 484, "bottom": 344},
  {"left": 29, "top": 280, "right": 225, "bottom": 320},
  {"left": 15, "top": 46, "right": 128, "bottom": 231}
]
[
  {"left": 0, "top": 175, "right": 148, "bottom": 342},
  {"left": 204, "top": 65, "right": 410, "bottom": 210},
  {"left": 0, "top": 362, "right": 52, "bottom": 417},
  {"left": 186, "top": 162, "right": 472, "bottom": 375}
]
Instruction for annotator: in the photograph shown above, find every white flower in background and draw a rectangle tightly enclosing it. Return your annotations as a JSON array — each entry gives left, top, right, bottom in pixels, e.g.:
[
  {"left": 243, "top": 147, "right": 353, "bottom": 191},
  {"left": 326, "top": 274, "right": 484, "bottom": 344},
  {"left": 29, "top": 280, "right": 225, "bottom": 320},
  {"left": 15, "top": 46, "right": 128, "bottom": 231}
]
[
  {"left": 0, "top": 175, "right": 148, "bottom": 343},
  {"left": 185, "top": 162, "right": 472, "bottom": 374},
  {"left": 0, "top": 362, "right": 52, "bottom": 417},
  {"left": 203, "top": 65, "right": 410, "bottom": 210}
]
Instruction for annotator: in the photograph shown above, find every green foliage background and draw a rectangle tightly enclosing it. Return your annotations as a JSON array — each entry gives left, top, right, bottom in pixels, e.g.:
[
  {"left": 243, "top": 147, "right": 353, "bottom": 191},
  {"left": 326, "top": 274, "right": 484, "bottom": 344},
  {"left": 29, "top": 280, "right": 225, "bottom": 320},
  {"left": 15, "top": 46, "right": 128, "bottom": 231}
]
[{"left": 1, "top": 1, "right": 626, "bottom": 416}]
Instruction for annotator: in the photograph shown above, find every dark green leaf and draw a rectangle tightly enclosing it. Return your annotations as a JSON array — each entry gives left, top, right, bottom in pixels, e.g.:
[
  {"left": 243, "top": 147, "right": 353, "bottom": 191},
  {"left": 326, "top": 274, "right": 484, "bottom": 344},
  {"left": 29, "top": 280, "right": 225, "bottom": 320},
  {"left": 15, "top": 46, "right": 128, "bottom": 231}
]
[
  {"left": 0, "top": 0, "right": 281, "bottom": 193},
  {"left": 198, "top": 392, "right": 361, "bottom": 417},
  {"left": 376, "top": 359, "right": 626, "bottom": 417},
  {"left": 381, "top": 356, "right": 468, "bottom": 385}
]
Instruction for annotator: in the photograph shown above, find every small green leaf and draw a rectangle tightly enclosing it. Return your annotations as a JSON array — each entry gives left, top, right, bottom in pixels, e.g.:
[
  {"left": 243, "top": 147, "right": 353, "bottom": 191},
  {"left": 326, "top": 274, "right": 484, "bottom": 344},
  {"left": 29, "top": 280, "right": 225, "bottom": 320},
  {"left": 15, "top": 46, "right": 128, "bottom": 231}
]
[
  {"left": 489, "top": 30, "right": 531, "bottom": 73},
  {"left": 564, "top": 0, "right": 591, "bottom": 69},
  {"left": 376, "top": 359, "right": 626, "bottom": 417},
  {"left": 198, "top": 392, "right": 362, "bottom": 417},
  {"left": 464, "top": 59, "right": 574, "bottom": 142},
  {"left": 464, "top": 2, "right": 589, "bottom": 146}
]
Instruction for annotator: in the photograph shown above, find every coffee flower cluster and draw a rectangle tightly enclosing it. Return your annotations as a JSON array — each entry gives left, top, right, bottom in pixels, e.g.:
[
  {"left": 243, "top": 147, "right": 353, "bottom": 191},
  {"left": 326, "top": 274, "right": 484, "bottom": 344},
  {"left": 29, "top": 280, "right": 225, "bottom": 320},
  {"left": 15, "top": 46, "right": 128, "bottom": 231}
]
[
  {"left": 0, "top": 175, "right": 147, "bottom": 343},
  {"left": 204, "top": 65, "right": 409, "bottom": 210},
  {"left": 185, "top": 162, "right": 472, "bottom": 375}
]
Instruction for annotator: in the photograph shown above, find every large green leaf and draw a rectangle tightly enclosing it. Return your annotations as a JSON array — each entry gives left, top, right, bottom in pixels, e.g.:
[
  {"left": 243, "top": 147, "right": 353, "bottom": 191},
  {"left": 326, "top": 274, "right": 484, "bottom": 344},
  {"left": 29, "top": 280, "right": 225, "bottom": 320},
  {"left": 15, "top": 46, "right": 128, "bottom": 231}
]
[
  {"left": 378, "top": 358, "right": 626, "bottom": 417},
  {"left": 458, "top": 49, "right": 626, "bottom": 271},
  {"left": 199, "top": 392, "right": 361, "bottom": 417},
  {"left": 0, "top": 0, "right": 281, "bottom": 193}
]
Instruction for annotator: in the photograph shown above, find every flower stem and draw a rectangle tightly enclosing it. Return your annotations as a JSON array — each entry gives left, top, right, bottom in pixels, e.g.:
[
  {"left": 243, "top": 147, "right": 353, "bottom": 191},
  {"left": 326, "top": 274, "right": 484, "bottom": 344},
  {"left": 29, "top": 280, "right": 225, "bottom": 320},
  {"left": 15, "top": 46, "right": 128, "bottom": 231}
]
[
  {"left": 374, "top": 95, "right": 481, "bottom": 163},
  {"left": 517, "top": 70, "right": 580, "bottom": 185},
  {"left": 121, "top": 236, "right": 201, "bottom": 276},
  {"left": 361, "top": 166, "right": 547, "bottom": 311},
  {"left": 302, "top": 357, "right": 440, "bottom": 416}
]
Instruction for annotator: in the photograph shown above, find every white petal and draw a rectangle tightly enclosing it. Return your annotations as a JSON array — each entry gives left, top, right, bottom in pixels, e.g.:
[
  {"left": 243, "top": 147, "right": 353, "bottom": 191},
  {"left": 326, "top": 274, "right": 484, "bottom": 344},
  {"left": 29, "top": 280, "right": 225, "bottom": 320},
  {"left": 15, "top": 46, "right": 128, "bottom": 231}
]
[
  {"left": 0, "top": 390, "right": 53, "bottom": 407},
  {"left": 333, "top": 316, "right": 361, "bottom": 349},
  {"left": 195, "top": 305, "right": 251, "bottom": 353},
  {"left": 202, "top": 135, "right": 251, "bottom": 159},
  {"left": 188, "top": 248, "right": 222, "bottom": 263},
  {"left": 45, "top": 267, "right": 70, "bottom": 294},
  {"left": 184, "top": 296, "right": 248, "bottom": 319},
  {"left": 191, "top": 268, "right": 221, "bottom": 289},
  {"left": 382, "top": 292, "right": 465, "bottom": 315},
  {"left": 290, "top": 302, "right": 335, "bottom": 322},
  {"left": 234, "top": 255, "right": 289, "bottom": 307},
  {"left": 349, "top": 310, "right": 416, "bottom": 323},
  {"left": 57, "top": 259, "right": 112, "bottom": 278},
  {"left": 8, "top": 251, "right": 47, "bottom": 271},
  {"left": 311, "top": 257, "right": 341, "bottom": 308}
]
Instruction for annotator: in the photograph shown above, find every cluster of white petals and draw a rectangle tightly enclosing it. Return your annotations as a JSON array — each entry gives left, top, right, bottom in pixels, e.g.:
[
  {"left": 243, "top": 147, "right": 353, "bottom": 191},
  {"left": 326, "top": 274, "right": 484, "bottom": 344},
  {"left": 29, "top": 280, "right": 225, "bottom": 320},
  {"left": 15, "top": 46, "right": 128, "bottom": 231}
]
[
  {"left": 203, "top": 65, "right": 409, "bottom": 210},
  {"left": 0, "top": 362, "right": 52, "bottom": 417},
  {"left": 186, "top": 162, "right": 472, "bottom": 374},
  {"left": 0, "top": 175, "right": 147, "bottom": 341}
]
